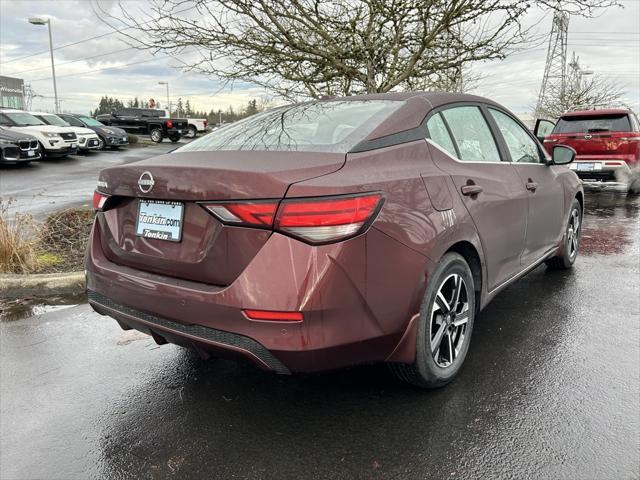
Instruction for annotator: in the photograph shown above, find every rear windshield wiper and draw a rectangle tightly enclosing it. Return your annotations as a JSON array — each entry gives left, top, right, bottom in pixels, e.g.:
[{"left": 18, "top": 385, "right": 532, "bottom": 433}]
[{"left": 587, "top": 128, "right": 610, "bottom": 133}]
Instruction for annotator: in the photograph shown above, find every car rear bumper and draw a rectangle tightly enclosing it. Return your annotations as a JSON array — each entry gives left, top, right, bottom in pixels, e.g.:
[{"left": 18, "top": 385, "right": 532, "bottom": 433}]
[
  {"left": 569, "top": 159, "right": 633, "bottom": 180},
  {"left": 85, "top": 219, "right": 431, "bottom": 373}
]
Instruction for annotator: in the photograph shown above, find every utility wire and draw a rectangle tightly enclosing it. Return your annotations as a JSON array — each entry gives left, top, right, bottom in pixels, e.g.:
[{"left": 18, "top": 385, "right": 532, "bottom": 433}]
[
  {"left": 0, "top": 4, "right": 197, "bottom": 65},
  {"left": 3, "top": 46, "right": 137, "bottom": 76}
]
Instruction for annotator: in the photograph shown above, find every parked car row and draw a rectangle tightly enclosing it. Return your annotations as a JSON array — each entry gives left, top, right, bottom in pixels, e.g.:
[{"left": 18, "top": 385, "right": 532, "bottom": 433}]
[{"left": 0, "top": 109, "right": 129, "bottom": 165}]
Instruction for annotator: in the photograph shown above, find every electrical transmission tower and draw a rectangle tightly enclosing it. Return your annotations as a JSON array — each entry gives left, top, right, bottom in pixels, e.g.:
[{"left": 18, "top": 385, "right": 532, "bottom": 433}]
[{"left": 535, "top": 9, "right": 569, "bottom": 118}]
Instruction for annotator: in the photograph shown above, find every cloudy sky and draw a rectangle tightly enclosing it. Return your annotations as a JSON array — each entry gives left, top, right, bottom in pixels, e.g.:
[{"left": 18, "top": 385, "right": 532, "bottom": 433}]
[{"left": 0, "top": 0, "right": 638, "bottom": 120}]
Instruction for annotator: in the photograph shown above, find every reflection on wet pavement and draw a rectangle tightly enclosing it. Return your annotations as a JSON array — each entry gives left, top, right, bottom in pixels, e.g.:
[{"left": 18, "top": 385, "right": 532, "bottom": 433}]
[{"left": 581, "top": 188, "right": 639, "bottom": 255}]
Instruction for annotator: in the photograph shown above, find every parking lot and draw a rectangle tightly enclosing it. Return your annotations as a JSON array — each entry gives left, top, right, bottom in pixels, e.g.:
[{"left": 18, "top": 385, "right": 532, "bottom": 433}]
[
  {"left": 1, "top": 150, "right": 638, "bottom": 479},
  {"left": 0, "top": 141, "right": 184, "bottom": 220}
]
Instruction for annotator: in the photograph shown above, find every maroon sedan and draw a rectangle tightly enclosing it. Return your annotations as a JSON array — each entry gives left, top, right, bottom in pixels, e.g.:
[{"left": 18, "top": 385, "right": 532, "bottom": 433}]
[{"left": 87, "top": 92, "right": 582, "bottom": 388}]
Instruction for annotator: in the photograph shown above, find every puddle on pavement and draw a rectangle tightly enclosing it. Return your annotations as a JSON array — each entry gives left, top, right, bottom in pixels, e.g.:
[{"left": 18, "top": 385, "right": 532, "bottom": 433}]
[{"left": 0, "top": 292, "right": 87, "bottom": 322}]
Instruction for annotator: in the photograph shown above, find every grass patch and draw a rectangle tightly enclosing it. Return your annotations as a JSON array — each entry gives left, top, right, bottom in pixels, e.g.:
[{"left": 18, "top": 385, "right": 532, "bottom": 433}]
[
  {"left": 0, "top": 199, "right": 94, "bottom": 274},
  {"left": 0, "top": 200, "right": 37, "bottom": 274}
]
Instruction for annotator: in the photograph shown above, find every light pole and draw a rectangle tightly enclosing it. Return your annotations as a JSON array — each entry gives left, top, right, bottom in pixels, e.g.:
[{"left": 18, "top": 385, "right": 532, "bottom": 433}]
[
  {"left": 28, "top": 17, "right": 59, "bottom": 113},
  {"left": 158, "top": 81, "right": 170, "bottom": 114}
]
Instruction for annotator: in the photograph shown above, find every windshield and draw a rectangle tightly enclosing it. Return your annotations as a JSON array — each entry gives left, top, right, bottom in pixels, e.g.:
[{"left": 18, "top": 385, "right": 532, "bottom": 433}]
[
  {"left": 5, "top": 112, "right": 45, "bottom": 126},
  {"left": 553, "top": 114, "right": 631, "bottom": 133},
  {"left": 38, "top": 114, "right": 70, "bottom": 127},
  {"left": 79, "top": 116, "right": 104, "bottom": 127},
  {"left": 174, "top": 100, "right": 402, "bottom": 153}
]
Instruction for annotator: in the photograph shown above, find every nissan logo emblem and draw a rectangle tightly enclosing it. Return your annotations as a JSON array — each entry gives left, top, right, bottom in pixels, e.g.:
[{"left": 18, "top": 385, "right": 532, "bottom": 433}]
[{"left": 138, "top": 171, "right": 155, "bottom": 193}]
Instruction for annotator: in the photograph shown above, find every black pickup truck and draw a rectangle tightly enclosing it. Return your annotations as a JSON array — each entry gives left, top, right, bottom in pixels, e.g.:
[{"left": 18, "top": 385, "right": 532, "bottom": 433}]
[{"left": 96, "top": 108, "right": 188, "bottom": 143}]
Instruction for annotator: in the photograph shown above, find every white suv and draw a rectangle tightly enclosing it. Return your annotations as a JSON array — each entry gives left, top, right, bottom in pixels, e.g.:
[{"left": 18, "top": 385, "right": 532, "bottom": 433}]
[
  {"left": 31, "top": 112, "right": 101, "bottom": 152},
  {"left": 0, "top": 109, "right": 78, "bottom": 157}
]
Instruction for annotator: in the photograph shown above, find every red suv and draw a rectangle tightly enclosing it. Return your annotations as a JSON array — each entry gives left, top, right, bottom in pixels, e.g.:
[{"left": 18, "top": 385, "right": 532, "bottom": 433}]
[
  {"left": 536, "top": 109, "right": 640, "bottom": 184},
  {"left": 87, "top": 93, "right": 583, "bottom": 388}
]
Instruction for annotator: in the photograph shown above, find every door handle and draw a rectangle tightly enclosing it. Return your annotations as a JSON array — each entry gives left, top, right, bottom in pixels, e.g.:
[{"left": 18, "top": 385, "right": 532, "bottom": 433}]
[
  {"left": 526, "top": 180, "right": 538, "bottom": 191},
  {"left": 461, "top": 185, "right": 483, "bottom": 196}
]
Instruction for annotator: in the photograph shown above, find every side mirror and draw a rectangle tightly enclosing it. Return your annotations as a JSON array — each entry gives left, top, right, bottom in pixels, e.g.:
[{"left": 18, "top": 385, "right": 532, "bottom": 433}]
[
  {"left": 534, "top": 118, "right": 556, "bottom": 143},
  {"left": 551, "top": 145, "right": 576, "bottom": 165}
]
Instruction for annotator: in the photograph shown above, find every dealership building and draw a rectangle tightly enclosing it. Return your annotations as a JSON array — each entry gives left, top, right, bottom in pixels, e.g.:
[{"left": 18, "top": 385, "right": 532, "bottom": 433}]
[{"left": 0, "top": 76, "right": 25, "bottom": 109}]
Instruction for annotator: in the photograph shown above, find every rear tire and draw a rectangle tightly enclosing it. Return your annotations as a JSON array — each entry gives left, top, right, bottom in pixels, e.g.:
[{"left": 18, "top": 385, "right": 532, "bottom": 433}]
[
  {"left": 545, "top": 198, "right": 582, "bottom": 270},
  {"left": 150, "top": 128, "right": 163, "bottom": 143},
  {"left": 185, "top": 125, "right": 197, "bottom": 139},
  {"left": 390, "top": 252, "right": 476, "bottom": 388},
  {"left": 169, "top": 135, "right": 180, "bottom": 143}
]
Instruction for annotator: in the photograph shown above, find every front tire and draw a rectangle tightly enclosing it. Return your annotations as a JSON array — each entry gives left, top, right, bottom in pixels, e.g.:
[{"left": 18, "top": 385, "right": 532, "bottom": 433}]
[
  {"left": 546, "top": 198, "right": 582, "bottom": 270},
  {"left": 150, "top": 128, "right": 163, "bottom": 143},
  {"left": 97, "top": 136, "right": 106, "bottom": 150},
  {"left": 390, "top": 252, "right": 476, "bottom": 388}
]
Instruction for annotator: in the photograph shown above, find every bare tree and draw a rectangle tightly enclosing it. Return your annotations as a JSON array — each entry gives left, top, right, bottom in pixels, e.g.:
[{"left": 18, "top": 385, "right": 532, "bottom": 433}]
[
  {"left": 537, "top": 53, "right": 627, "bottom": 119},
  {"left": 93, "top": 0, "right": 618, "bottom": 100}
]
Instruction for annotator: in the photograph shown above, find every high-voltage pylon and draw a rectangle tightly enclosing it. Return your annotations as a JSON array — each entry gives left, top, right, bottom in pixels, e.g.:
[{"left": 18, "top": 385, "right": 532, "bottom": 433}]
[{"left": 535, "top": 9, "right": 570, "bottom": 118}]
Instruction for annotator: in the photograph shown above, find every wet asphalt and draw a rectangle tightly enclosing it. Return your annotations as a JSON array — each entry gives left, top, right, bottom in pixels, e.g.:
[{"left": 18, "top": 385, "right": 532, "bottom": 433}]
[{"left": 1, "top": 189, "right": 639, "bottom": 480}]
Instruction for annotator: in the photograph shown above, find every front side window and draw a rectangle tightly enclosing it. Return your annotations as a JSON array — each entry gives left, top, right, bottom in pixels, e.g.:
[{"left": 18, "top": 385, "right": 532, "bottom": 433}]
[
  {"left": 490, "top": 109, "right": 541, "bottom": 163},
  {"left": 441, "top": 106, "right": 501, "bottom": 162},
  {"left": 175, "top": 100, "right": 403, "bottom": 153},
  {"left": 426, "top": 113, "right": 457, "bottom": 157}
]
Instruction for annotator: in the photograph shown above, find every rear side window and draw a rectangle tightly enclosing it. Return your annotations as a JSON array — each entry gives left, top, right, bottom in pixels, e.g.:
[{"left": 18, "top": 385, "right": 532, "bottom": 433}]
[
  {"left": 553, "top": 114, "right": 631, "bottom": 133},
  {"left": 441, "top": 106, "right": 501, "bottom": 162},
  {"left": 426, "top": 114, "right": 457, "bottom": 157},
  {"left": 489, "top": 109, "right": 541, "bottom": 163},
  {"left": 174, "top": 100, "right": 402, "bottom": 153}
]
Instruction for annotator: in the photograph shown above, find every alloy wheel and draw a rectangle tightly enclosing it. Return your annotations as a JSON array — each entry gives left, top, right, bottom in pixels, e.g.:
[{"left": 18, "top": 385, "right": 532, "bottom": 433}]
[
  {"left": 429, "top": 273, "right": 470, "bottom": 368},
  {"left": 567, "top": 208, "right": 581, "bottom": 260}
]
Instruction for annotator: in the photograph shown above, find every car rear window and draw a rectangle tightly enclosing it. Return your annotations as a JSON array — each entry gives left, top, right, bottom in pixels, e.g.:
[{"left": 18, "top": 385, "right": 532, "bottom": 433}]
[
  {"left": 553, "top": 114, "right": 631, "bottom": 134},
  {"left": 174, "top": 100, "right": 403, "bottom": 153}
]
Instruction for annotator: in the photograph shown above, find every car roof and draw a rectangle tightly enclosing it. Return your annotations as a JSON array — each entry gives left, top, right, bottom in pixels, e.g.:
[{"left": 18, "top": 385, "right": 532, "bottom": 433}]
[
  {"left": 0, "top": 109, "right": 27, "bottom": 113},
  {"left": 561, "top": 108, "right": 631, "bottom": 117},
  {"left": 319, "top": 91, "right": 506, "bottom": 141},
  {"left": 29, "top": 111, "right": 59, "bottom": 116}
]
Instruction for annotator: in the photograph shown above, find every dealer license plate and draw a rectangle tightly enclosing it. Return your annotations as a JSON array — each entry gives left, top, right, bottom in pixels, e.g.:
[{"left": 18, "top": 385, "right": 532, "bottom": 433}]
[
  {"left": 135, "top": 199, "right": 184, "bottom": 242},
  {"left": 27, "top": 150, "right": 34, "bottom": 157},
  {"left": 576, "top": 163, "right": 594, "bottom": 171}
]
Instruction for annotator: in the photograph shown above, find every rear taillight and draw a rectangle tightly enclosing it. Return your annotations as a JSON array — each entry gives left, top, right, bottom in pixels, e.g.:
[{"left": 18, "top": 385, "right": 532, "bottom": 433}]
[
  {"left": 201, "top": 201, "right": 278, "bottom": 227},
  {"left": 276, "top": 193, "right": 383, "bottom": 243},
  {"left": 203, "top": 120, "right": 208, "bottom": 128},
  {"left": 166, "top": 120, "right": 173, "bottom": 128},
  {"left": 92, "top": 191, "right": 110, "bottom": 211},
  {"left": 201, "top": 193, "right": 384, "bottom": 244}
]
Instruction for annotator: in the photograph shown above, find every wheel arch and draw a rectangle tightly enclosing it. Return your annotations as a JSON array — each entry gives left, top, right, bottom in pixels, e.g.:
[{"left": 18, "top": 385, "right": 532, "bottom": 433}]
[{"left": 444, "top": 241, "right": 482, "bottom": 315}]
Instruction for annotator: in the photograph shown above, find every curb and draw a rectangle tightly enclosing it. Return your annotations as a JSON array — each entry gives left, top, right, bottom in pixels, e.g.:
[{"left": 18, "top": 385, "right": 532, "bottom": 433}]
[{"left": 0, "top": 271, "right": 85, "bottom": 299}]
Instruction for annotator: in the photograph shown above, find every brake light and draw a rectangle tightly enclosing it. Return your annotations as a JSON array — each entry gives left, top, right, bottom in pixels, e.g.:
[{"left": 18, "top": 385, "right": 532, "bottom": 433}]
[
  {"left": 92, "top": 191, "right": 110, "bottom": 211},
  {"left": 166, "top": 120, "right": 173, "bottom": 128},
  {"left": 201, "top": 201, "right": 278, "bottom": 227},
  {"left": 275, "top": 193, "right": 383, "bottom": 243},
  {"left": 203, "top": 120, "right": 208, "bottom": 128},
  {"left": 243, "top": 309, "right": 303, "bottom": 322},
  {"left": 201, "top": 193, "right": 384, "bottom": 244}
]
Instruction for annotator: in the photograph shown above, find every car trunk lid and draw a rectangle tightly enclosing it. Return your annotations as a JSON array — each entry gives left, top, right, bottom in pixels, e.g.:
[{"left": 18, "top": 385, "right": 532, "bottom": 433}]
[{"left": 96, "top": 150, "right": 345, "bottom": 285}]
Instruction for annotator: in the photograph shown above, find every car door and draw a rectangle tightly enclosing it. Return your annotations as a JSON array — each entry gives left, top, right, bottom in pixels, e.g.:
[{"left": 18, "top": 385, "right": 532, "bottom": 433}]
[
  {"left": 426, "top": 105, "right": 528, "bottom": 291},
  {"left": 487, "top": 108, "right": 565, "bottom": 267}
]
